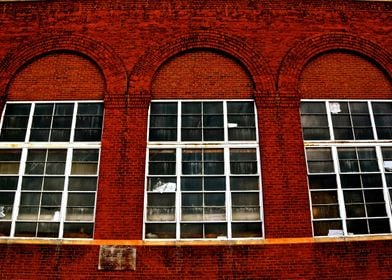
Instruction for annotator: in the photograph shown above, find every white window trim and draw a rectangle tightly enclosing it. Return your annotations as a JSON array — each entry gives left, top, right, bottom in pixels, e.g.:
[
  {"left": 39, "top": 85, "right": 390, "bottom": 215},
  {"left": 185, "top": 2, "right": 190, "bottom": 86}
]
[
  {"left": 144, "top": 100, "right": 264, "bottom": 241},
  {"left": 302, "top": 99, "right": 392, "bottom": 237},
  {"left": 0, "top": 101, "right": 103, "bottom": 239}
]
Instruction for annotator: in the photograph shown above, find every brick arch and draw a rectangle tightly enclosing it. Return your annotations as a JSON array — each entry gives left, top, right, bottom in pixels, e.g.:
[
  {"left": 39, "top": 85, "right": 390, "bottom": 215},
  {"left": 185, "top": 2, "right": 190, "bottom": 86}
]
[
  {"left": 278, "top": 33, "right": 392, "bottom": 96},
  {"left": 130, "top": 31, "right": 275, "bottom": 100},
  {"left": 0, "top": 34, "right": 127, "bottom": 100}
]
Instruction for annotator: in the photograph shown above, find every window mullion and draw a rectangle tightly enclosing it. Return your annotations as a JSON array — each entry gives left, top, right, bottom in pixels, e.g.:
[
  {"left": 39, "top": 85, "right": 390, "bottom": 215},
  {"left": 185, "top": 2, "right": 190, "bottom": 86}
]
[
  {"left": 376, "top": 146, "right": 392, "bottom": 231},
  {"left": 325, "top": 101, "right": 335, "bottom": 141},
  {"left": 368, "top": 101, "right": 378, "bottom": 141},
  {"left": 178, "top": 101, "right": 182, "bottom": 144},
  {"left": 10, "top": 147, "right": 28, "bottom": 237},
  {"left": 24, "top": 103, "right": 35, "bottom": 143},
  {"left": 176, "top": 146, "right": 181, "bottom": 240},
  {"left": 332, "top": 146, "right": 348, "bottom": 235},
  {"left": 69, "top": 102, "right": 78, "bottom": 143},
  {"left": 224, "top": 146, "right": 231, "bottom": 239}
]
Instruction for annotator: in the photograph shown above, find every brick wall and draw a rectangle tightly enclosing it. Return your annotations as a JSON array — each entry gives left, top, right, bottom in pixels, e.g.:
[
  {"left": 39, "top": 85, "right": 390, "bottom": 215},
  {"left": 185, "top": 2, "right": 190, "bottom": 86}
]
[{"left": 0, "top": 0, "right": 391, "bottom": 279}]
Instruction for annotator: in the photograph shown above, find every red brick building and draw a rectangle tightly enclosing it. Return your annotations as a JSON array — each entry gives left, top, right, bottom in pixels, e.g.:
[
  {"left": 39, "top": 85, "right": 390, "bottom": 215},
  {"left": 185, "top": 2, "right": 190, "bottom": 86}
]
[{"left": 0, "top": 0, "right": 391, "bottom": 279}]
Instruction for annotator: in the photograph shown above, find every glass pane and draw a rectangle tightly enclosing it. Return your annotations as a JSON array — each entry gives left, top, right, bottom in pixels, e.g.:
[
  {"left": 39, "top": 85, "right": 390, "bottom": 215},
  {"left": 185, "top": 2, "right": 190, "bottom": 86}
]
[
  {"left": 313, "top": 220, "right": 342, "bottom": 236},
  {"left": 340, "top": 174, "right": 361, "bottom": 188},
  {"left": 204, "top": 207, "right": 226, "bottom": 221},
  {"left": 182, "top": 194, "right": 202, "bottom": 206},
  {"left": 148, "top": 177, "right": 177, "bottom": 192},
  {"left": 46, "top": 163, "right": 66, "bottom": 175},
  {"left": 149, "top": 128, "right": 177, "bottom": 141},
  {"left": 204, "top": 102, "right": 223, "bottom": 114},
  {"left": 37, "top": 222, "right": 59, "bottom": 238},
  {"left": 63, "top": 223, "right": 93, "bottom": 238},
  {"left": 312, "top": 205, "right": 339, "bottom": 219},
  {"left": 346, "top": 219, "right": 368, "bottom": 235},
  {"left": 0, "top": 176, "right": 18, "bottom": 190},
  {"left": 0, "top": 149, "right": 21, "bottom": 161},
  {"left": 71, "top": 163, "right": 97, "bottom": 175},
  {"left": 39, "top": 207, "right": 60, "bottom": 221},
  {"left": 182, "top": 102, "right": 201, "bottom": 114},
  {"left": 181, "top": 177, "right": 202, "bottom": 191},
  {"left": 205, "top": 193, "right": 225, "bottom": 206},
  {"left": 145, "top": 223, "right": 176, "bottom": 239},
  {"left": 362, "top": 174, "right": 382, "bottom": 188},
  {"left": 306, "top": 148, "right": 334, "bottom": 173},
  {"left": 67, "top": 193, "right": 95, "bottom": 207},
  {"left": 17, "top": 207, "right": 39, "bottom": 220},
  {"left": 232, "top": 193, "right": 259, "bottom": 206},
  {"left": 43, "top": 177, "right": 65, "bottom": 191},
  {"left": 181, "top": 128, "right": 202, "bottom": 141},
  {"left": 181, "top": 207, "right": 203, "bottom": 221},
  {"left": 204, "top": 128, "right": 224, "bottom": 141},
  {"left": 302, "top": 128, "right": 330, "bottom": 140},
  {"left": 366, "top": 204, "right": 386, "bottom": 217},
  {"left": 41, "top": 193, "right": 62, "bottom": 206},
  {"left": 232, "top": 206, "right": 260, "bottom": 220},
  {"left": 66, "top": 207, "right": 94, "bottom": 221},
  {"left": 0, "top": 192, "right": 15, "bottom": 219},
  {"left": 203, "top": 115, "right": 223, "bottom": 127},
  {"left": 20, "top": 193, "right": 40, "bottom": 205},
  {"left": 69, "top": 177, "right": 97, "bottom": 191},
  {"left": 205, "top": 223, "right": 227, "bottom": 238},
  {"left": 147, "top": 193, "right": 175, "bottom": 207},
  {"left": 0, "top": 222, "right": 11, "bottom": 236},
  {"left": 232, "top": 222, "right": 262, "bottom": 238},
  {"left": 77, "top": 103, "right": 103, "bottom": 115},
  {"left": 369, "top": 219, "right": 391, "bottom": 234},
  {"left": 344, "top": 190, "right": 364, "bottom": 203},
  {"left": 300, "top": 102, "right": 326, "bottom": 114},
  {"left": 0, "top": 104, "right": 31, "bottom": 142},
  {"left": 180, "top": 223, "right": 203, "bottom": 238},
  {"left": 346, "top": 205, "right": 366, "bottom": 217},
  {"left": 14, "top": 222, "right": 37, "bottom": 237},
  {"left": 311, "top": 191, "right": 338, "bottom": 204},
  {"left": 182, "top": 116, "right": 201, "bottom": 128},
  {"left": 22, "top": 177, "right": 43, "bottom": 190},
  {"left": 308, "top": 175, "right": 336, "bottom": 189},
  {"left": 147, "top": 207, "right": 175, "bottom": 221},
  {"left": 204, "top": 177, "right": 226, "bottom": 191}
]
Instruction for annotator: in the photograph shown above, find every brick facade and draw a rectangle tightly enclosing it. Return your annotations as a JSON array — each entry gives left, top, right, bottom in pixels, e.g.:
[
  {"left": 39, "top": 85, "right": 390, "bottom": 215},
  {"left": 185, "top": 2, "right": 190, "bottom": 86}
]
[{"left": 0, "top": 0, "right": 391, "bottom": 279}]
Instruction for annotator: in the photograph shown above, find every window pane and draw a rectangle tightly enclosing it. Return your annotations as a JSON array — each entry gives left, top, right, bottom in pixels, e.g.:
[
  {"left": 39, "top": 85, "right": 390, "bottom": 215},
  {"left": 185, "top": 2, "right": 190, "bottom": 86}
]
[
  {"left": 306, "top": 148, "right": 334, "bottom": 173},
  {"left": 145, "top": 223, "right": 176, "bottom": 239},
  {"left": 232, "top": 222, "right": 262, "bottom": 238},
  {"left": 230, "top": 149, "right": 257, "bottom": 174},
  {"left": 149, "top": 102, "right": 177, "bottom": 141},
  {"left": 63, "top": 223, "right": 93, "bottom": 238},
  {"left": 313, "top": 220, "right": 342, "bottom": 236},
  {"left": 0, "top": 104, "right": 31, "bottom": 142}
]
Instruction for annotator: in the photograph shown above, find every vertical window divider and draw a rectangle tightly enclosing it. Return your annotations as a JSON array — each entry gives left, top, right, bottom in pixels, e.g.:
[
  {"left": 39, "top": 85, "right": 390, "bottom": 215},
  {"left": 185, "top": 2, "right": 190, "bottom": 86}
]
[
  {"left": 332, "top": 145, "right": 348, "bottom": 235},
  {"left": 224, "top": 146, "right": 231, "bottom": 239},
  {"left": 10, "top": 147, "right": 27, "bottom": 237},
  {"left": 69, "top": 102, "right": 78, "bottom": 144},
  {"left": 368, "top": 101, "right": 378, "bottom": 141},
  {"left": 176, "top": 146, "right": 181, "bottom": 240},
  {"left": 376, "top": 146, "right": 392, "bottom": 229},
  {"left": 223, "top": 101, "right": 228, "bottom": 143},
  {"left": 25, "top": 103, "right": 35, "bottom": 143},
  {"left": 325, "top": 101, "right": 335, "bottom": 141}
]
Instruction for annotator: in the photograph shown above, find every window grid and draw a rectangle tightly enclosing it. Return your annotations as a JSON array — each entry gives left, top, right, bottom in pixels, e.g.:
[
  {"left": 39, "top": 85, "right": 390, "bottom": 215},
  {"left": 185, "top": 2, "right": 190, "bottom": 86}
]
[
  {"left": 0, "top": 101, "right": 103, "bottom": 239},
  {"left": 301, "top": 100, "right": 392, "bottom": 237},
  {"left": 145, "top": 100, "right": 263, "bottom": 240}
]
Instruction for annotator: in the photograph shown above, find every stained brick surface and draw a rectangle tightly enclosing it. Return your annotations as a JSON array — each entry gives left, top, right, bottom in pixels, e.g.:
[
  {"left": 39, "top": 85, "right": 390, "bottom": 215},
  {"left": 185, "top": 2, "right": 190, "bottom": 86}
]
[{"left": 0, "top": 0, "right": 391, "bottom": 279}]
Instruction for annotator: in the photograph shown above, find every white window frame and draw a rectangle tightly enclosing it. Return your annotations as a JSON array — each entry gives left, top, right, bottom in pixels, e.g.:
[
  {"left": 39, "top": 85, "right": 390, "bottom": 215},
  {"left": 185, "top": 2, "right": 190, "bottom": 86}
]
[
  {"left": 0, "top": 101, "right": 103, "bottom": 239},
  {"left": 144, "top": 100, "right": 264, "bottom": 240},
  {"left": 301, "top": 99, "right": 392, "bottom": 237}
]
